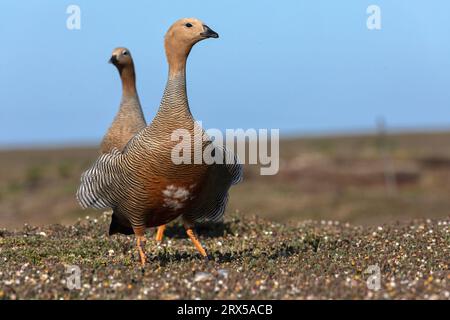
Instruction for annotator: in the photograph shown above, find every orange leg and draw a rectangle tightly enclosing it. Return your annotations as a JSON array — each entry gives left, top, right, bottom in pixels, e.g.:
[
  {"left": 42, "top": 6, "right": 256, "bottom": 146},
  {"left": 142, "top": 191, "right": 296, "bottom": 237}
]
[
  {"left": 133, "top": 227, "right": 147, "bottom": 266},
  {"left": 155, "top": 225, "right": 166, "bottom": 242},
  {"left": 184, "top": 224, "right": 207, "bottom": 258}
]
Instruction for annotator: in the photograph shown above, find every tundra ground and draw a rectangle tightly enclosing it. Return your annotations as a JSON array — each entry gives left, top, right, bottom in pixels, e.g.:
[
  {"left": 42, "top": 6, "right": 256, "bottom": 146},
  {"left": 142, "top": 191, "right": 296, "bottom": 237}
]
[{"left": 0, "top": 212, "right": 448, "bottom": 299}]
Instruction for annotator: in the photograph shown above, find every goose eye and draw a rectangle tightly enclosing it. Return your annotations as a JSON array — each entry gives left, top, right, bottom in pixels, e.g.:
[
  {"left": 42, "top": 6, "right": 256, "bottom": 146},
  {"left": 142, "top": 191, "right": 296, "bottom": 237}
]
[{"left": 185, "top": 23, "right": 193, "bottom": 28}]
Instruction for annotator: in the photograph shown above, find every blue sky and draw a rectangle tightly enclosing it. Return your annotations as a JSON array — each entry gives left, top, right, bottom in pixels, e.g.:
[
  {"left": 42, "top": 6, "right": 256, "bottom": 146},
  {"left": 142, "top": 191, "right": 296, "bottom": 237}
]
[{"left": 1, "top": 0, "right": 449, "bottom": 146}]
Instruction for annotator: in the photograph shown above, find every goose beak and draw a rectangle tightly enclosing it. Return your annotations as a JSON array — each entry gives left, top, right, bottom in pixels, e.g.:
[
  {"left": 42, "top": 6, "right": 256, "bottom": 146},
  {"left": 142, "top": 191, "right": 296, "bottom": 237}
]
[
  {"left": 109, "top": 55, "right": 118, "bottom": 64},
  {"left": 200, "top": 25, "right": 219, "bottom": 39}
]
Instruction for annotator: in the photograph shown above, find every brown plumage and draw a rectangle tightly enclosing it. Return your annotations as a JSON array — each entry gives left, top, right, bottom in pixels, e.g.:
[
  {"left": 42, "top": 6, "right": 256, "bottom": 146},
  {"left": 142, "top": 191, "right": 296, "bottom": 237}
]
[
  {"left": 100, "top": 47, "right": 146, "bottom": 154},
  {"left": 77, "top": 18, "right": 242, "bottom": 266}
]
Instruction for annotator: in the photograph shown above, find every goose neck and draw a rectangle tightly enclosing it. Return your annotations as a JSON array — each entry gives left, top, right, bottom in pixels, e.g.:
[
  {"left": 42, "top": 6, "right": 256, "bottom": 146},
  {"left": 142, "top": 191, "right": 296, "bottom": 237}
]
[{"left": 119, "top": 64, "right": 137, "bottom": 98}]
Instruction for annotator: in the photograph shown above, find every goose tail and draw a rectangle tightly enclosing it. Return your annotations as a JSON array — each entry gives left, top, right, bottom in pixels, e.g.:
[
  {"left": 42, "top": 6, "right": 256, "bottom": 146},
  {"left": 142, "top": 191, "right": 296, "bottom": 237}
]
[{"left": 217, "top": 143, "right": 243, "bottom": 185}]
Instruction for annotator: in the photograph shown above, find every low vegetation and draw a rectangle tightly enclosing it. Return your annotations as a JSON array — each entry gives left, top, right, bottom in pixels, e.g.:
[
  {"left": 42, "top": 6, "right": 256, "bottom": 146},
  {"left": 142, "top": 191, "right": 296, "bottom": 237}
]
[{"left": 0, "top": 212, "right": 448, "bottom": 299}]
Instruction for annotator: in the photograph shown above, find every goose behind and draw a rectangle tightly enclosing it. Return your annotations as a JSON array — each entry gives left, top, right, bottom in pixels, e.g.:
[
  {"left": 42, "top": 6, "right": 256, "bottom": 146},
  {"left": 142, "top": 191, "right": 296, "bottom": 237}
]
[{"left": 100, "top": 47, "right": 146, "bottom": 154}]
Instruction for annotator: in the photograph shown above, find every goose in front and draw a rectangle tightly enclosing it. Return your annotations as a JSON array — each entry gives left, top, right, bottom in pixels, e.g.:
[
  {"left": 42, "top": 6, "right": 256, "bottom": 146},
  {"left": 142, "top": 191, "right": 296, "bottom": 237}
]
[{"left": 77, "top": 18, "right": 242, "bottom": 266}]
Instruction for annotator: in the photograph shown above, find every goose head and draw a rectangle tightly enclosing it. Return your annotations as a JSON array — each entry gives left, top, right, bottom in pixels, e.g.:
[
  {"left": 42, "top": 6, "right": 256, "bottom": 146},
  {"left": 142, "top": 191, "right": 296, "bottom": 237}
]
[
  {"left": 164, "top": 18, "right": 219, "bottom": 74},
  {"left": 109, "top": 47, "right": 134, "bottom": 70},
  {"left": 109, "top": 47, "right": 137, "bottom": 95}
]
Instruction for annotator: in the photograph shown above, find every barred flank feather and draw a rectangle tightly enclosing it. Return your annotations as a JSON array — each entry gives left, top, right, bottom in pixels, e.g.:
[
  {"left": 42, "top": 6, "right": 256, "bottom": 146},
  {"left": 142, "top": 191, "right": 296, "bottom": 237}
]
[
  {"left": 220, "top": 143, "right": 243, "bottom": 185},
  {"left": 76, "top": 148, "right": 125, "bottom": 209},
  {"left": 192, "top": 190, "right": 230, "bottom": 224},
  {"left": 205, "top": 139, "right": 243, "bottom": 185},
  {"left": 185, "top": 142, "right": 243, "bottom": 224}
]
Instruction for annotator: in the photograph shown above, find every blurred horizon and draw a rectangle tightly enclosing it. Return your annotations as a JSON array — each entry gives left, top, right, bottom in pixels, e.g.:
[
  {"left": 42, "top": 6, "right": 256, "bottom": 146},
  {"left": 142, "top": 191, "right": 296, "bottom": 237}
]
[
  {"left": 1, "top": 125, "right": 450, "bottom": 150},
  {"left": 2, "top": 0, "right": 450, "bottom": 146}
]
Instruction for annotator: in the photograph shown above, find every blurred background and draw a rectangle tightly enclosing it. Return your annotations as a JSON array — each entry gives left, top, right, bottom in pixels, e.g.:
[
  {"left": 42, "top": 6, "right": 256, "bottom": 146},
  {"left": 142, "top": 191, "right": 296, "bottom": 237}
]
[{"left": 1, "top": 1, "right": 449, "bottom": 228}]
